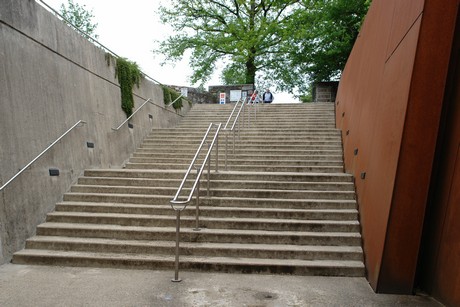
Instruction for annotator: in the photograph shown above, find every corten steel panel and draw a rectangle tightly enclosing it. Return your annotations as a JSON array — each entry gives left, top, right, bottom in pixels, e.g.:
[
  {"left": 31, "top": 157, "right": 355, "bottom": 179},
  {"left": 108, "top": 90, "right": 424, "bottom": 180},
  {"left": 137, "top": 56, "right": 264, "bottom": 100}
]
[
  {"left": 378, "top": 0, "right": 458, "bottom": 294},
  {"left": 419, "top": 15, "right": 460, "bottom": 305},
  {"left": 360, "top": 17, "right": 422, "bottom": 291},
  {"left": 336, "top": 0, "right": 424, "bottom": 290},
  {"left": 385, "top": 1, "right": 424, "bottom": 61},
  {"left": 433, "top": 147, "right": 460, "bottom": 306}
]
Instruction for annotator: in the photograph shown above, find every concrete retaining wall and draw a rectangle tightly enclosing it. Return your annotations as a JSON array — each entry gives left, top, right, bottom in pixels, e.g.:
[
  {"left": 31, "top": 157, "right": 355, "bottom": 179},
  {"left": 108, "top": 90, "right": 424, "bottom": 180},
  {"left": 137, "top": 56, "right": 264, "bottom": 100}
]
[{"left": 0, "top": 0, "right": 189, "bottom": 264}]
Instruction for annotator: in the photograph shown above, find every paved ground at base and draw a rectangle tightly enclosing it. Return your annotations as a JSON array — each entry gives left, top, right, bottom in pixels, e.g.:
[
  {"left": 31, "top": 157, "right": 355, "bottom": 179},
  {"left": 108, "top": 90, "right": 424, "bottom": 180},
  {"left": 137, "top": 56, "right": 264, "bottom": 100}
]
[{"left": 0, "top": 264, "right": 441, "bottom": 306}]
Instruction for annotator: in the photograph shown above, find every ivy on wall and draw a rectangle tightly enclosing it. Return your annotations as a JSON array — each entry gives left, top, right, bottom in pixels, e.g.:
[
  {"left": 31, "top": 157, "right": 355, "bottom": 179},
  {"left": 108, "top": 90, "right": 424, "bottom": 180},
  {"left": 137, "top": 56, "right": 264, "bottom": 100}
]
[
  {"left": 115, "top": 57, "right": 142, "bottom": 117},
  {"left": 162, "top": 85, "right": 184, "bottom": 110}
]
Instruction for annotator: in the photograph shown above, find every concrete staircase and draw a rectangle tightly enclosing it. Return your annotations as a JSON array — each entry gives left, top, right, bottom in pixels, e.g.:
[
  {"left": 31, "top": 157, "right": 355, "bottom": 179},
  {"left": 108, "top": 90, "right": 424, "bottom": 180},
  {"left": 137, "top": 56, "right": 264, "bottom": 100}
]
[{"left": 13, "top": 103, "right": 365, "bottom": 277}]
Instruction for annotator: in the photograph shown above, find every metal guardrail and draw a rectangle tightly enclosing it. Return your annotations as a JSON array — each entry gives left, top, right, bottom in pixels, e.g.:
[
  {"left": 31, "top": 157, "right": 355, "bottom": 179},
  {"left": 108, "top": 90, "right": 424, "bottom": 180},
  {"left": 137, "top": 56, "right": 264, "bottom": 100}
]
[
  {"left": 169, "top": 122, "right": 222, "bottom": 282},
  {"left": 0, "top": 120, "right": 87, "bottom": 192},
  {"left": 112, "top": 98, "right": 153, "bottom": 131}
]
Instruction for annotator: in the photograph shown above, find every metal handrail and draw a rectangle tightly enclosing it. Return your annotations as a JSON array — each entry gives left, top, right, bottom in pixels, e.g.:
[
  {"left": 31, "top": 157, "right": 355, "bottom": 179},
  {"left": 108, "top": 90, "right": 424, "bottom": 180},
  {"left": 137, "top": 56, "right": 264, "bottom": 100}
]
[
  {"left": 112, "top": 98, "right": 153, "bottom": 131},
  {"left": 0, "top": 120, "right": 87, "bottom": 192},
  {"left": 223, "top": 99, "right": 243, "bottom": 129},
  {"left": 166, "top": 94, "right": 184, "bottom": 108},
  {"left": 170, "top": 122, "right": 222, "bottom": 282},
  {"left": 222, "top": 98, "right": 248, "bottom": 169}
]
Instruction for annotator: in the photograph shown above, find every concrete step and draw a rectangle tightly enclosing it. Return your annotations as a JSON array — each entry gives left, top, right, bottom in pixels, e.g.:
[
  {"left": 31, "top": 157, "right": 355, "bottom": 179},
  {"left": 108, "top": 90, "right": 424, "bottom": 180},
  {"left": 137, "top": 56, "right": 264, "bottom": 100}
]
[
  {"left": 45, "top": 212, "right": 360, "bottom": 232},
  {"left": 77, "top": 177, "right": 354, "bottom": 191},
  {"left": 82, "top": 169, "right": 353, "bottom": 183},
  {"left": 70, "top": 185, "right": 355, "bottom": 200},
  {"left": 132, "top": 152, "right": 344, "bottom": 162},
  {"left": 149, "top": 128, "right": 341, "bottom": 135},
  {"left": 128, "top": 157, "right": 344, "bottom": 167},
  {"left": 140, "top": 140, "right": 342, "bottom": 147},
  {"left": 13, "top": 249, "right": 364, "bottom": 276},
  {"left": 23, "top": 236, "right": 363, "bottom": 261},
  {"left": 55, "top": 203, "right": 359, "bottom": 220},
  {"left": 124, "top": 162, "right": 344, "bottom": 173},
  {"left": 135, "top": 148, "right": 344, "bottom": 156},
  {"left": 63, "top": 193, "right": 357, "bottom": 209},
  {"left": 32, "top": 223, "right": 362, "bottom": 246}
]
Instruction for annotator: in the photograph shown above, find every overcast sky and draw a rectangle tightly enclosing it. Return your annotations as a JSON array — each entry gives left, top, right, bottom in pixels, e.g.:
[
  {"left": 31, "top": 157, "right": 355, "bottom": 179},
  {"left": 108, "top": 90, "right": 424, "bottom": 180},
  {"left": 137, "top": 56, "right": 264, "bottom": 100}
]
[{"left": 38, "top": 0, "right": 298, "bottom": 103}]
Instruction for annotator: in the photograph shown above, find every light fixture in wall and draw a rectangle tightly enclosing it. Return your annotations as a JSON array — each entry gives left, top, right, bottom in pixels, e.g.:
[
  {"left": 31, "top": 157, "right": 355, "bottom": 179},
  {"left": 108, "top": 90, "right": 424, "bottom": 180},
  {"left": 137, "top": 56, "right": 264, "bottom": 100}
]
[{"left": 49, "top": 168, "right": 60, "bottom": 176}]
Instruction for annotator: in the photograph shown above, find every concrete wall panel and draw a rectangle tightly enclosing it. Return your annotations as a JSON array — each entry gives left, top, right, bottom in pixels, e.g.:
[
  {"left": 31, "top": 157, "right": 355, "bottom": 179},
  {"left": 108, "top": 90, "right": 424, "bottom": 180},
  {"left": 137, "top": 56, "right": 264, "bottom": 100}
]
[{"left": 0, "top": 1, "right": 190, "bottom": 264}]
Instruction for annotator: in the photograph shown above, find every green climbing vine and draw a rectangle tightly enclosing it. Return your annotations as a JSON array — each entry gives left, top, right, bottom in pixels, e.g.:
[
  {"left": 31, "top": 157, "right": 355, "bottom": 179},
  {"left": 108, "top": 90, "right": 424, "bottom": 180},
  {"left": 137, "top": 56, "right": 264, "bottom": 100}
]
[
  {"left": 162, "top": 85, "right": 184, "bottom": 110},
  {"left": 115, "top": 57, "right": 142, "bottom": 117}
]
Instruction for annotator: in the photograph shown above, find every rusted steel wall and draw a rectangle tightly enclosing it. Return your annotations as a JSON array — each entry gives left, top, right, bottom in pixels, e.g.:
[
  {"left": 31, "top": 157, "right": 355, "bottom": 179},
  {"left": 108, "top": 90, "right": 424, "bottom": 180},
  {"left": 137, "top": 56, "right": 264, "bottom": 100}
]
[
  {"left": 336, "top": 0, "right": 458, "bottom": 294},
  {"left": 419, "top": 12, "right": 460, "bottom": 306}
]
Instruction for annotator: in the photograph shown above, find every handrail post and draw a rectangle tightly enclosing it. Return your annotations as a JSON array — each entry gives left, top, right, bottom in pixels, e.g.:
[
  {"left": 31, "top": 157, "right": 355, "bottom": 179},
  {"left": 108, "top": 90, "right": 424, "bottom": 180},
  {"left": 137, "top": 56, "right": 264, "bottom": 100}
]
[
  {"left": 248, "top": 102, "right": 251, "bottom": 128},
  {"left": 172, "top": 209, "right": 182, "bottom": 282},
  {"left": 225, "top": 131, "right": 228, "bottom": 170},
  {"left": 215, "top": 132, "right": 219, "bottom": 172},
  {"left": 207, "top": 143, "right": 211, "bottom": 198},
  {"left": 194, "top": 177, "right": 201, "bottom": 231},
  {"left": 233, "top": 130, "right": 236, "bottom": 154}
]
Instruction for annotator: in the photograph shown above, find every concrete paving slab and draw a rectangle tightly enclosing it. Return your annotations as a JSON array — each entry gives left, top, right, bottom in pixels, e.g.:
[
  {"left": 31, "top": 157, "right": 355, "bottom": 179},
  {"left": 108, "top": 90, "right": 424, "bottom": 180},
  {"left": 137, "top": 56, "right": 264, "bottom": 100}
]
[{"left": 0, "top": 264, "right": 441, "bottom": 306}]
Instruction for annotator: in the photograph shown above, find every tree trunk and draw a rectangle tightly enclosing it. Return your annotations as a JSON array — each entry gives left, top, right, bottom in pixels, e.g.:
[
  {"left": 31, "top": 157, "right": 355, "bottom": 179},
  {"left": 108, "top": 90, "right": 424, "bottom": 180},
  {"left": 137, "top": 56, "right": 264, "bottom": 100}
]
[{"left": 245, "top": 60, "right": 256, "bottom": 84}]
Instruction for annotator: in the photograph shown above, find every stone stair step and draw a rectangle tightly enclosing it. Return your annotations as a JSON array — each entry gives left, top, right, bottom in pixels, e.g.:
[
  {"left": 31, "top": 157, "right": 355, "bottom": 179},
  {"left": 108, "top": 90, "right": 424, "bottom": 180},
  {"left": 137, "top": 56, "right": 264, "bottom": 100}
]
[
  {"left": 45, "top": 212, "right": 360, "bottom": 232},
  {"left": 23, "top": 236, "right": 364, "bottom": 261},
  {"left": 33, "top": 223, "right": 362, "bottom": 245},
  {"left": 124, "top": 162, "right": 343, "bottom": 173},
  {"left": 128, "top": 157, "right": 344, "bottom": 167},
  {"left": 132, "top": 152, "right": 344, "bottom": 161},
  {"left": 82, "top": 169, "right": 353, "bottom": 183},
  {"left": 77, "top": 177, "right": 354, "bottom": 191},
  {"left": 70, "top": 185, "right": 355, "bottom": 200},
  {"left": 55, "top": 202, "right": 359, "bottom": 220},
  {"left": 13, "top": 249, "right": 364, "bottom": 276},
  {"left": 63, "top": 193, "right": 357, "bottom": 209}
]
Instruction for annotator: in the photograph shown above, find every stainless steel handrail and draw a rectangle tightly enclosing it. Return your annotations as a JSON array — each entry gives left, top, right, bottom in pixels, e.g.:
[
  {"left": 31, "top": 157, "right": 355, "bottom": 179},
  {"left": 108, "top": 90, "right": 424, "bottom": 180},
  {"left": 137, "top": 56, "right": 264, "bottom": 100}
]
[
  {"left": 166, "top": 94, "right": 184, "bottom": 108},
  {"left": 112, "top": 98, "right": 153, "bottom": 131},
  {"left": 0, "top": 120, "right": 87, "bottom": 192},
  {"left": 222, "top": 98, "right": 248, "bottom": 169},
  {"left": 224, "top": 99, "right": 242, "bottom": 129},
  {"left": 170, "top": 122, "right": 222, "bottom": 282}
]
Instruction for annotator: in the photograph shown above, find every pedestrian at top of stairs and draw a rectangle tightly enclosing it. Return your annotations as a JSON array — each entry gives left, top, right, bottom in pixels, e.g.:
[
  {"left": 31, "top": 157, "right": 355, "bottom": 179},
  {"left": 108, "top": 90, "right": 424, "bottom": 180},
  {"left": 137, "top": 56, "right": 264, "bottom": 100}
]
[
  {"left": 263, "top": 88, "right": 274, "bottom": 103},
  {"left": 250, "top": 90, "right": 260, "bottom": 104}
]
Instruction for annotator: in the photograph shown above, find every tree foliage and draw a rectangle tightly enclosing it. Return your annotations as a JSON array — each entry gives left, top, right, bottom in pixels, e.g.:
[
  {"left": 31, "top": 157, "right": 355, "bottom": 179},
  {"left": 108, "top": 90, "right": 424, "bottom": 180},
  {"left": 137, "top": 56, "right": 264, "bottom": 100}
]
[
  {"left": 281, "top": 0, "right": 370, "bottom": 92},
  {"left": 60, "top": 0, "right": 99, "bottom": 39},
  {"left": 157, "top": 0, "right": 369, "bottom": 94}
]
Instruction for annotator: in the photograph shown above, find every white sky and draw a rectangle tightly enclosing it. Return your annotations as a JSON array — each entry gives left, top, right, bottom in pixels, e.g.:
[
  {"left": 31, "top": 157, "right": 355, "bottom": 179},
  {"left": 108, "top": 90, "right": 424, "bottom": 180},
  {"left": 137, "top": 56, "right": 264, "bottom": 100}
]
[{"left": 38, "top": 0, "right": 298, "bottom": 103}]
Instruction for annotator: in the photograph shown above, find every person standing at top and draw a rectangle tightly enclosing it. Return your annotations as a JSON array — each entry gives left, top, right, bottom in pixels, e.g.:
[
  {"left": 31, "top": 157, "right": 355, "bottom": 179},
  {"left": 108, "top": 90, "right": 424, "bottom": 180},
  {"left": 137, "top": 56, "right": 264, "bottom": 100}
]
[
  {"left": 250, "top": 90, "right": 260, "bottom": 104},
  {"left": 262, "top": 88, "right": 274, "bottom": 103}
]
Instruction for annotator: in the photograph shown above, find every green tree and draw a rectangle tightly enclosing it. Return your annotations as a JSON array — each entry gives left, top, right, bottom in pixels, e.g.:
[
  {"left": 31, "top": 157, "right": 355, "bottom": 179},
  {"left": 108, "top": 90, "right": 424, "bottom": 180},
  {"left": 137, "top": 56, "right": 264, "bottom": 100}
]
[
  {"left": 157, "top": 0, "right": 369, "bottom": 94},
  {"left": 60, "top": 0, "right": 99, "bottom": 39},
  {"left": 281, "top": 0, "right": 370, "bottom": 92},
  {"left": 156, "top": 0, "right": 302, "bottom": 86}
]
